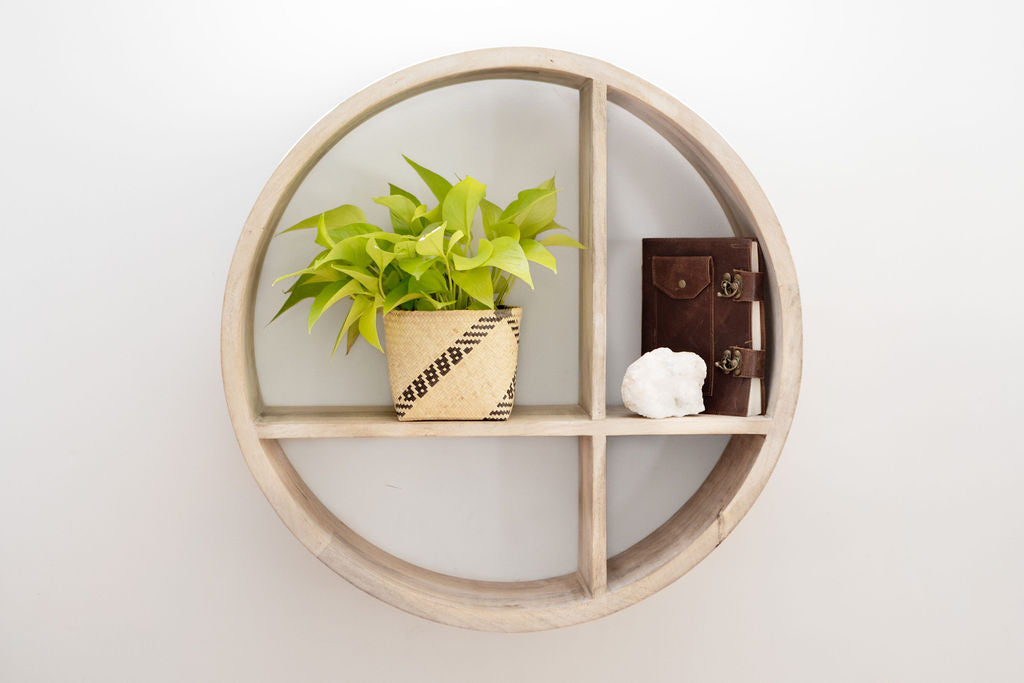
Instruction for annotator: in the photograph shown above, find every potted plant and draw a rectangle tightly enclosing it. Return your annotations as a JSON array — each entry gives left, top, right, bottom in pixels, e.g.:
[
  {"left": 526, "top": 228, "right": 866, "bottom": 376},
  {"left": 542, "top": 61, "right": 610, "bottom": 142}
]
[{"left": 271, "top": 157, "right": 584, "bottom": 421}]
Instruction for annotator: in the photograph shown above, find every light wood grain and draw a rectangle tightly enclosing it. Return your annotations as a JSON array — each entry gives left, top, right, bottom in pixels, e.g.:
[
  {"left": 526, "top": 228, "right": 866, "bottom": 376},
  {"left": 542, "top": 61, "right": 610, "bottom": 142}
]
[
  {"left": 601, "top": 405, "right": 771, "bottom": 436},
  {"left": 578, "top": 80, "right": 608, "bottom": 419},
  {"left": 257, "top": 405, "right": 588, "bottom": 438},
  {"left": 255, "top": 404, "right": 770, "bottom": 439},
  {"left": 221, "top": 47, "right": 802, "bottom": 632},
  {"left": 578, "top": 435, "right": 607, "bottom": 596}
]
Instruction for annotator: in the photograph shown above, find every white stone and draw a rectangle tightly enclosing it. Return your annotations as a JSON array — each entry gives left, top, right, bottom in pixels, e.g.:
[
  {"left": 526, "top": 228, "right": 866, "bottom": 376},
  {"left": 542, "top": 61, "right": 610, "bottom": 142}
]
[{"left": 620, "top": 348, "right": 707, "bottom": 419}]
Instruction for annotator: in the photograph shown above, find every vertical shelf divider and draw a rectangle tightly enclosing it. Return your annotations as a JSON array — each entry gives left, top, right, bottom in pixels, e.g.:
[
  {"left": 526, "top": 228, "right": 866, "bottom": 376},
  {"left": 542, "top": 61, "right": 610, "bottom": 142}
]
[
  {"left": 578, "top": 434, "right": 608, "bottom": 597},
  {"left": 578, "top": 78, "right": 608, "bottom": 419},
  {"left": 577, "top": 79, "right": 609, "bottom": 597}
]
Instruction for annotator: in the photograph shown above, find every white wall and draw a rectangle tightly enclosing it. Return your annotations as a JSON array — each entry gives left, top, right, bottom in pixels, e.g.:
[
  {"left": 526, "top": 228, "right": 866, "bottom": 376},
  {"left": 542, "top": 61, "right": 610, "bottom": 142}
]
[{"left": 2, "top": 1, "right": 1022, "bottom": 681}]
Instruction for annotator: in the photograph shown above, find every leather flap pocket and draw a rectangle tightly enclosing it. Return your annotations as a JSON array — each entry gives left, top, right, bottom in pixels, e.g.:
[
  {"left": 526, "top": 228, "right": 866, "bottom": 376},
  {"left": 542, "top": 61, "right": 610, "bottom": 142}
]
[{"left": 652, "top": 256, "right": 712, "bottom": 300}]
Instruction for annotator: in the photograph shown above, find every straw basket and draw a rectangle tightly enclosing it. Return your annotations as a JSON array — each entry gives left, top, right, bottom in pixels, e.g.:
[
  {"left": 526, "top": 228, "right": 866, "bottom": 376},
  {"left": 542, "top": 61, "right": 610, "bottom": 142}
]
[{"left": 382, "top": 307, "right": 522, "bottom": 421}]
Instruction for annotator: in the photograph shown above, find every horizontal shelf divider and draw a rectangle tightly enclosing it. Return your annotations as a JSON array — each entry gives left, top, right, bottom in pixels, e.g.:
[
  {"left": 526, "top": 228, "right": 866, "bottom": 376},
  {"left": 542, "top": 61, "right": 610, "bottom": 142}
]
[
  {"left": 602, "top": 406, "right": 770, "bottom": 436},
  {"left": 255, "top": 404, "right": 771, "bottom": 439}
]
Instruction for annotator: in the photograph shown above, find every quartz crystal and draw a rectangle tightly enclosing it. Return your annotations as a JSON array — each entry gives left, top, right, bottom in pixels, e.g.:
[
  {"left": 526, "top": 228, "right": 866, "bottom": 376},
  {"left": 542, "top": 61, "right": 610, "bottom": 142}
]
[{"left": 621, "top": 347, "right": 706, "bottom": 419}]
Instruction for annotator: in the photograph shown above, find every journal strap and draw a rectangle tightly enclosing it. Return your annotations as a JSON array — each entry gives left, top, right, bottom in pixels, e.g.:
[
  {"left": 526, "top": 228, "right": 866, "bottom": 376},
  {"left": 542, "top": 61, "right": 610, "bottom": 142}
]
[
  {"left": 714, "top": 346, "right": 766, "bottom": 379},
  {"left": 716, "top": 269, "right": 764, "bottom": 302}
]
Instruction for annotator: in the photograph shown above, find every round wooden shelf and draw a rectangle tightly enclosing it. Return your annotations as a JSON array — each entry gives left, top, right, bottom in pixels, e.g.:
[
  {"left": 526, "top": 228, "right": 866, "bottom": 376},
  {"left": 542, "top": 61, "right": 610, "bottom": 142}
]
[{"left": 221, "top": 48, "right": 802, "bottom": 632}]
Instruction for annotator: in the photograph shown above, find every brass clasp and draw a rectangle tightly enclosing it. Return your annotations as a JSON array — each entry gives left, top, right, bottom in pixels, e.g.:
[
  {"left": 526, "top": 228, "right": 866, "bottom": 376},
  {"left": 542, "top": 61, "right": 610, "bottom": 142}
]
[
  {"left": 714, "top": 349, "right": 742, "bottom": 375},
  {"left": 717, "top": 272, "right": 742, "bottom": 298}
]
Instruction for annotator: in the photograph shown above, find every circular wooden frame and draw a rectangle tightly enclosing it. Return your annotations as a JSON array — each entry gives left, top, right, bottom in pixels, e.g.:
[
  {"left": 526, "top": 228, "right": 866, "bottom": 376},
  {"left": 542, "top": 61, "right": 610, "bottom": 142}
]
[{"left": 221, "top": 48, "right": 802, "bottom": 632}]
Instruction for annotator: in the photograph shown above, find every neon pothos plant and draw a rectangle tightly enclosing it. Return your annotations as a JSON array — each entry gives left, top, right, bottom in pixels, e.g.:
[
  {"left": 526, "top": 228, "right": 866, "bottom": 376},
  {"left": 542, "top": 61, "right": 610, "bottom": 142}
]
[{"left": 271, "top": 157, "right": 584, "bottom": 354}]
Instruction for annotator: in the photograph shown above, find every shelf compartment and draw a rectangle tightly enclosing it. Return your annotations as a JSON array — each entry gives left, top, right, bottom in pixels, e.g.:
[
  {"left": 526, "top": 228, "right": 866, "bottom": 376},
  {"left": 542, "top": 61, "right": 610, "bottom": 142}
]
[{"left": 255, "top": 404, "right": 771, "bottom": 439}]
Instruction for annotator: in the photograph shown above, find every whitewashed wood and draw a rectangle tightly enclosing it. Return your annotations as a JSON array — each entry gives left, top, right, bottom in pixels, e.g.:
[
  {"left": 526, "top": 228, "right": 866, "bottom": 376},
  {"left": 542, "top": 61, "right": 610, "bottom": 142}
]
[
  {"left": 255, "top": 404, "right": 770, "bottom": 439},
  {"left": 578, "top": 80, "right": 608, "bottom": 419},
  {"left": 601, "top": 406, "right": 770, "bottom": 436},
  {"left": 578, "top": 435, "right": 607, "bottom": 596},
  {"left": 221, "top": 47, "right": 802, "bottom": 632}
]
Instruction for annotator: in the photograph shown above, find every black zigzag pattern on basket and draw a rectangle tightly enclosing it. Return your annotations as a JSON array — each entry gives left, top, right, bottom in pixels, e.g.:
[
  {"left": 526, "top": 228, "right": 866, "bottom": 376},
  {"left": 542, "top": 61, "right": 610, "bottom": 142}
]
[
  {"left": 393, "top": 309, "right": 519, "bottom": 418},
  {"left": 482, "top": 372, "right": 517, "bottom": 421}
]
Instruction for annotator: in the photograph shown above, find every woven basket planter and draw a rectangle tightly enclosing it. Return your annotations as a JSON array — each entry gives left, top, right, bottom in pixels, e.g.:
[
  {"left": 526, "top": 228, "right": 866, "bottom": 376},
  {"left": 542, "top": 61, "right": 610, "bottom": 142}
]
[
  {"left": 385, "top": 307, "right": 524, "bottom": 419},
  {"left": 382, "top": 307, "right": 522, "bottom": 421}
]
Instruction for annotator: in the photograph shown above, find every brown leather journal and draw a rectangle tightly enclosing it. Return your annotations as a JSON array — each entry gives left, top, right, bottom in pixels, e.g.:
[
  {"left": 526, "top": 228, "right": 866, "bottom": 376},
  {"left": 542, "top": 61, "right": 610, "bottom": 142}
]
[{"left": 641, "top": 238, "right": 767, "bottom": 416}]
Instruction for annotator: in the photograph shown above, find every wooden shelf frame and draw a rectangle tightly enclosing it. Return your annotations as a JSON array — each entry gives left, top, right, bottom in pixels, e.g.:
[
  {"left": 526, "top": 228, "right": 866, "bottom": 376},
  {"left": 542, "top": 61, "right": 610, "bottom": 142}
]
[{"left": 222, "top": 48, "right": 802, "bottom": 632}]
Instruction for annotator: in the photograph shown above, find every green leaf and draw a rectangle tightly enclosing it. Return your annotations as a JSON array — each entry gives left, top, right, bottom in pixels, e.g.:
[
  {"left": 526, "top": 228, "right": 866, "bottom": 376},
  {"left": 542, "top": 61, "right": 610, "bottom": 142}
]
[
  {"left": 313, "top": 224, "right": 382, "bottom": 268},
  {"left": 381, "top": 269, "right": 402, "bottom": 293},
  {"left": 279, "top": 215, "right": 319, "bottom": 234},
  {"left": 365, "top": 237, "right": 396, "bottom": 271},
  {"left": 305, "top": 265, "right": 345, "bottom": 283},
  {"left": 521, "top": 239, "right": 557, "bottom": 273},
  {"left": 427, "top": 295, "right": 455, "bottom": 309},
  {"left": 308, "top": 279, "right": 365, "bottom": 332},
  {"left": 333, "top": 296, "right": 373, "bottom": 355},
  {"left": 283, "top": 272, "right": 312, "bottom": 293},
  {"left": 271, "top": 268, "right": 307, "bottom": 287},
  {"left": 357, "top": 231, "right": 413, "bottom": 243},
  {"left": 332, "top": 266, "right": 379, "bottom": 291},
  {"left": 540, "top": 233, "right": 585, "bottom": 249},
  {"left": 446, "top": 229, "right": 466, "bottom": 255},
  {"left": 397, "top": 255, "right": 436, "bottom": 279},
  {"left": 345, "top": 322, "right": 360, "bottom": 354},
  {"left": 326, "top": 204, "right": 367, "bottom": 225},
  {"left": 271, "top": 264, "right": 343, "bottom": 287},
  {"left": 450, "top": 268, "right": 494, "bottom": 308},
  {"left": 326, "top": 222, "right": 380, "bottom": 246},
  {"left": 382, "top": 280, "right": 407, "bottom": 308},
  {"left": 479, "top": 198, "right": 502, "bottom": 230},
  {"left": 393, "top": 241, "right": 418, "bottom": 260},
  {"left": 317, "top": 240, "right": 372, "bottom": 269},
  {"left": 487, "top": 236, "right": 533, "bottom": 288},
  {"left": 494, "top": 274, "right": 513, "bottom": 306},
  {"left": 315, "top": 213, "right": 333, "bottom": 248},
  {"left": 358, "top": 306, "right": 383, "bottom": 352},
  {"left": 424, "top": 204, "right": 443, "bottom": 224},
  {"left": 408, "top": 267, "right": 447, "bottom": 294},
  {"left": 408, "top": 204, "right": 429, "bottom": 236},
  {"left": 523, "top": 219, "right": 569, "bottom": 240},
  {"left": 278, "top": 204, "right": 367, "bottom": 237},
  {"left": 382, "top": 281, "right": 425, "bottom": 314},
  {"left": 500, "top": 187, "right": 558, "bottom": 236},
  {"left": 403, "top": 156, "right": 453, "bottom": 203},
  {"left": 399, "top": 281, "right": 451, "bottom": 309},
  {"left": 452, "top": 238, "right": 494, "bottom": 270},
  {"left": 442, "top": 176, "right": 486, "bottom": 235},
  {"left": 523, "top": 221, "right": 564, "bottom": 240},
  {"left": 373, "top": 194, "right": 415, "bottom": 218},
  {"left": 269, "top": 282, "right": 324, "bottom": 323},
  {"left": 373, "top": 194, "right": 417, "bottom": 234},
  {"left": 388, "top": 183, "right": 420, "bottom": 206},
  {"left": 485, "top": 219, "right": 520, "bottom": 241},
  {"left": 415, "top": 223, "right": 446, "bottom": 258}
]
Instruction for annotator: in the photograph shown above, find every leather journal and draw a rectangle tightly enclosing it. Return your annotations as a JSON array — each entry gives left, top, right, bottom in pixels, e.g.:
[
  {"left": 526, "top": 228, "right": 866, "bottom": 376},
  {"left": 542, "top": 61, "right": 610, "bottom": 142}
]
[{"left": 641, "top": 237, "right": 767, "bottom": 416}]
